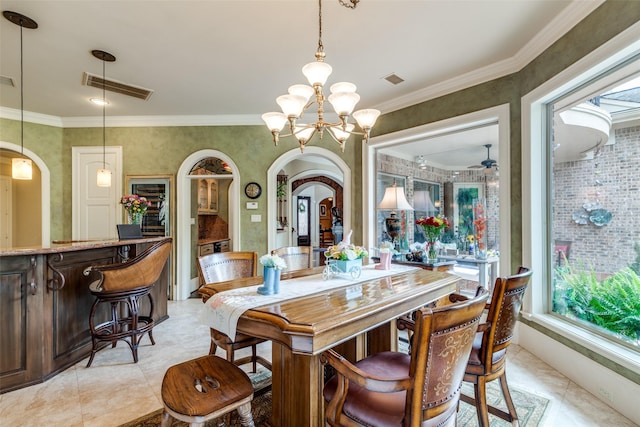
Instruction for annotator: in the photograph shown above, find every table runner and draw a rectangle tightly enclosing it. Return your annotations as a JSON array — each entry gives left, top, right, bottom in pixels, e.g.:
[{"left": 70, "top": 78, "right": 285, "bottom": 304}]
[{"left": 200, "top": 264, "right": 418, "bottom": 339}]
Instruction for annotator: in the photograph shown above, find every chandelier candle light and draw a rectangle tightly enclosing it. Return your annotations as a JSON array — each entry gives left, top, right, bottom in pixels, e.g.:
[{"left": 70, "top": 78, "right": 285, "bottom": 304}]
[{"left": 262, "top": 0, "right": 380, "bottom": 153}]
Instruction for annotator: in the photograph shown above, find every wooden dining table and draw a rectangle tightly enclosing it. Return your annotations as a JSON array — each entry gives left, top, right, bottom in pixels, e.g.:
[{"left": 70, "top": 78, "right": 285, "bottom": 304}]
[{"left": 199, "top": 264, "right": 459, "bottom": 426}]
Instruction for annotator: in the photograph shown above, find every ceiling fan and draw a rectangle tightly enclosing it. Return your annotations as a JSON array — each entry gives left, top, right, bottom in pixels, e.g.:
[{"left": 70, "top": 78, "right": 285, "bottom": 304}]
[{"left": 468, "top": 144, "right": 498, "bottom": 173}]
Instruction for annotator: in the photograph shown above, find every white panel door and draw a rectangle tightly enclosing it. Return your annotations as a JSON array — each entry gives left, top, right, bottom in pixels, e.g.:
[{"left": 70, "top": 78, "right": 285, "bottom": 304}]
[{"left": 72, "top": 146, "right": 122, "bottom": 240}]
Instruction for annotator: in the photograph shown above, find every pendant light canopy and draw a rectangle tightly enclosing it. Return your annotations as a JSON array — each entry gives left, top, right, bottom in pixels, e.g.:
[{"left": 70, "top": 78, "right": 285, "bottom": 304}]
[
  {"left": 3, "top": 11, "right": 38, "bottom": 180},
  {"left": 92, "top": 49, "right": 116, "bottom": 188}
]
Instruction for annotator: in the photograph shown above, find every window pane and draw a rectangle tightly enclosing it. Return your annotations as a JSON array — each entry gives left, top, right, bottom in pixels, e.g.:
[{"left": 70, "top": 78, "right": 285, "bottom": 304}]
[{"left": 550, "top": 72, "right": 640, "bottom": 349}]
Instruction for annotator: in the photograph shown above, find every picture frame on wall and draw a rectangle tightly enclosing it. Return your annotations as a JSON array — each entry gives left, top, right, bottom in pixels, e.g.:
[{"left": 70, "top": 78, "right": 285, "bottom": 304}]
[{"left": 320, "top": 205, "right": 327, "bottom": 217}]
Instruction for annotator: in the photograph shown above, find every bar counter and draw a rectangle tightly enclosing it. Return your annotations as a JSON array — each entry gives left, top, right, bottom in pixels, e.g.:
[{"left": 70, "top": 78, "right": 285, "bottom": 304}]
[{"left": 0, "top": 237, "right": 171, "bottom": 393}]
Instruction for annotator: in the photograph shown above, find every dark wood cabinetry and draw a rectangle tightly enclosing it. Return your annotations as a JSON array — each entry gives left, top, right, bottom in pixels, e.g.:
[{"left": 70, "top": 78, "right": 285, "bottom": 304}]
[{"left": 0, "top": 238, "right": 170, "bottom": 393}]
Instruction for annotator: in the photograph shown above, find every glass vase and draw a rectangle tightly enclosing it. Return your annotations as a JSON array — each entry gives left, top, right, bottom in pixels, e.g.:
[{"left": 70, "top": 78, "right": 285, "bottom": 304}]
[
  {"left": 128, "top": 212, "right": 143, "bottom": 225},
  {"left": 427, "top": 240, "right": 438, "bottom": 263},
  {"left": 473, "top": 198, "right": 488, "bottom": 260}
]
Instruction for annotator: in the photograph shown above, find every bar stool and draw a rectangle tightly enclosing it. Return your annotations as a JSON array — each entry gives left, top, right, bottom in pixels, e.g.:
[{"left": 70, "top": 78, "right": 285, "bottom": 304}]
[
  {"left": 85, "top": 238, "right": 171, "bottom": 367},
  {"left": 161, "top": 355, "right": 255, "bottom": 427}
]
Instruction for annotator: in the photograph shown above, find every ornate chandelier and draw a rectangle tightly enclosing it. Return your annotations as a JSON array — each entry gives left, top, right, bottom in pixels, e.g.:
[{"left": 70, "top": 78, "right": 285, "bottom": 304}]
[{"left": 262, "top": 0, "right": 380, "bottom": 153}]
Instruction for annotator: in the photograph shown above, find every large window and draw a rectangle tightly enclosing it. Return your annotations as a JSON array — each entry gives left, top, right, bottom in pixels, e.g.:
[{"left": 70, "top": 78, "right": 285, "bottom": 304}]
[{"left": 547, "top": 63, "right": 640, "bottom": 350}]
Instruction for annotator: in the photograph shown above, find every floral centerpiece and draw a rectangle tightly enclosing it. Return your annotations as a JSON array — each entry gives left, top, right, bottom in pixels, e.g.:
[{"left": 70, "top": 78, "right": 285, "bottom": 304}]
[
  {"left": 259, "top": 253, "right": 287, "bottom": 270},
  {"left": 257, "top": 253, "right": 287, "bottom": 295},
  {"left": 325, "top": 242, "right": 368, "bottom": 261},
  {"left": 416, "top": 215, "right": 451, "bottom": 262},
  {"left": 120, "top": 194, "right": 151, "bottom": 224},
  {"left": 325, "top": 239, "right": 368, "bottom": 274}
]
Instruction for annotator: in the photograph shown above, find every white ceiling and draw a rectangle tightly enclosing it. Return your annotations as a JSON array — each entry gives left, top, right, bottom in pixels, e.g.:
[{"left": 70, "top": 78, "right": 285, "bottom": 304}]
[{"left": 0, "top": 0, "right": 604, "bottom": 167}]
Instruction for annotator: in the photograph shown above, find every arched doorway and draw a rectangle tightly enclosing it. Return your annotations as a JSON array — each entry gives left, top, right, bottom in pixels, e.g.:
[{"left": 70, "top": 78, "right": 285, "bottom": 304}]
[
  {"left": 0, "top": 142, "right": 50, "bottom": 246},
  {"left": 267, "top": 147, "right": 351, "bottom": 251},
  {"left": 176, "top": 150, "right": 240, "bottom": 301}
]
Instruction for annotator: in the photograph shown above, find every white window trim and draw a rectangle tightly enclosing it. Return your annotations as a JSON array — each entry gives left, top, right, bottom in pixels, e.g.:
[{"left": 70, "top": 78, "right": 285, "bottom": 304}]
[{"left": 521, "top": 21, "right": 640, "bottom": 374}]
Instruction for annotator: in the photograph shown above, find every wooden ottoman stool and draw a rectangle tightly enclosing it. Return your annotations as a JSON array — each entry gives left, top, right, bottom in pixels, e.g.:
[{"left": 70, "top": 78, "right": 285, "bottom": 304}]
[{"left": 161, "top": 355, "right": 255, "bottom": 427}]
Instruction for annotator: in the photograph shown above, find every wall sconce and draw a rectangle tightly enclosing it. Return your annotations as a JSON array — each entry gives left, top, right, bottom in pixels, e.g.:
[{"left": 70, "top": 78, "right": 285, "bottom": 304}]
[{"left": 4, "top": 11, "right": 38, "bottom": 180}]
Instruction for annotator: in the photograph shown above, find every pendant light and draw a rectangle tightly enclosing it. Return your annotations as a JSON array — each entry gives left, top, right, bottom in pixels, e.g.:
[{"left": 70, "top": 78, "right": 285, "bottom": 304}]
[
  {"left": 92, "top": 49, "right": 116, "bottom": 187},
  {"left": 3, "top": 11, "right": 38, "bottom": 180}
]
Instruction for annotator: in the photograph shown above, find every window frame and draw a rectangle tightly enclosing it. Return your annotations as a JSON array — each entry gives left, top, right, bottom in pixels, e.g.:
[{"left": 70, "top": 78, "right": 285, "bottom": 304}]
[{"left": 521, "top": 26, "right": 640, "bottom": 373}]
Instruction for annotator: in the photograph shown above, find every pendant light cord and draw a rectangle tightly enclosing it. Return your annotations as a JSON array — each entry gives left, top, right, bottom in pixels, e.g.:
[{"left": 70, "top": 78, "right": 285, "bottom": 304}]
[
  {"left": 20, "top": 18, "right": 24, "bottom": 155},
  {"left": 317, "top": 0, "right": 324, "bottom": 54},
  {"left": 102, "top": 56, "right": 106, "bottom": 169}
]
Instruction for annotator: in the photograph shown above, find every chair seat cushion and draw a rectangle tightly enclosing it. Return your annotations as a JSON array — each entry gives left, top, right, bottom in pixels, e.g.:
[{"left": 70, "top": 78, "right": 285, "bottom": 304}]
[
  {"left": 466, "top": 331, "right": 506, "bottom": 373},
  {"left": 324, "top": 351, "right": 409, "bottom": 427}
]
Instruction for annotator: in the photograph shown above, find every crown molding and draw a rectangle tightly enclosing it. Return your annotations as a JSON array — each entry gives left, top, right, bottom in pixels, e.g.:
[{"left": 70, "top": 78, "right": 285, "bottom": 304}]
[{"left": 375, "top": 0, "right": 605, "bottom": 114}]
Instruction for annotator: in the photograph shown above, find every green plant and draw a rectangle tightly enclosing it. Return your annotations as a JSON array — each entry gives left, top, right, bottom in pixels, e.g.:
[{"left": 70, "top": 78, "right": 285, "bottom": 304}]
[
  {"left": 555, "top": 261, "right": 640, "bottom": 344},
  {"left": 276, "top": 181, "right": 286, "bottom": 199},
  {"left": 630, "top": 242, "right": 640, "bottom": 276}
]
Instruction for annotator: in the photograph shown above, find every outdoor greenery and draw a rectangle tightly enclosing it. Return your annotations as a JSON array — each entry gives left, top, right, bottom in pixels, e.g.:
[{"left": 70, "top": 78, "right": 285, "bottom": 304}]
[{"left": 553, "top": 257, "right": 640, "bottom": 346}]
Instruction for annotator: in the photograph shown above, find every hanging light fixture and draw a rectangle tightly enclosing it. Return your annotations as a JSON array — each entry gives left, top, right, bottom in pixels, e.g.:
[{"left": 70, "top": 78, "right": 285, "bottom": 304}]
[
  {"left": 92, "top": 49, "right": 116, "bottom": 187},
  {"left": 262, "top": 0, "right": 380, "bottom": 153},
  {"left": 3, "top": 11, "right": 38, "bottom": 180},
  {"left": 416, "top": 155, "right": 427, "bottom": 170}
]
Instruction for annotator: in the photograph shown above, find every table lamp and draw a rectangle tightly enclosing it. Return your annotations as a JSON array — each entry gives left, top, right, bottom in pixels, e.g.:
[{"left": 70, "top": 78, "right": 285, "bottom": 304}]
[{"left": 377, "top": 181, "right": 413, "bottom": 243}]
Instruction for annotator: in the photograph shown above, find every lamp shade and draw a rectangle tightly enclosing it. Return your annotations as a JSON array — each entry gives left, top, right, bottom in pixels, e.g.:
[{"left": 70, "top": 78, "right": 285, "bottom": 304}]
[
  {"left": 277, "top": 94, "right": 306, "bottom": 118},
  {"left": 377, "top": 183, "right": 413, "bottom": 210},
  {"left": 328, "top": 91, "right": 360, "bottom": 116},
  {"left": 294, "top": 126, "right": 315, "bottom": 143},
  {"left": 302, "top": 60, "right": 332, "bottom": 86},
  {"left": 330, "top": 82, "right": 356, "bottom": 94},
  {"left": 96, "top": 168, "right": 112, "bottom": 187},
  {"left": 329, "top": 123, "right": 355, "bottom": 142},
  {"left": 12, "top": 158, "right": 32, "bottom": 180},
  {"left": 262, "top": 112, "right": 288, "bottom": 132},
  {"left": 288, "top": 84, "right": 315, "bottom": 103},
  {"left": 353, "top": 109, "right": 381, "bottom": 130},
  {"left": 413, "top": 190, "right": 436, "bottom": 213}
]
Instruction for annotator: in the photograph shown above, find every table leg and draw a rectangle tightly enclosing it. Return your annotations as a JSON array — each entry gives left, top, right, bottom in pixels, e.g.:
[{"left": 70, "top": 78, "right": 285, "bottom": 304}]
[{"left": 271, "top": 341, "right": 324, "bottom": 426}]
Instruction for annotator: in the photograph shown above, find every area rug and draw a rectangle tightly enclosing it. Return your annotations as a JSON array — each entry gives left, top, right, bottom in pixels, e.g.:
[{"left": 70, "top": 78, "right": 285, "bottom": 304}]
[{"left": 122, "top": 376, "right": 549, "bottom": 427}]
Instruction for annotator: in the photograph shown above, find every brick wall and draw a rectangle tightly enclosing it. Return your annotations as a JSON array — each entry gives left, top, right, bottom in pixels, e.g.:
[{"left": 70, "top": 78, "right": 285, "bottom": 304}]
[
  {"left": 377, "top": 154, "right": 499, "bottom": 248},
  {"left": 553, "top": 125, "right": 640, "bottom": 274}
]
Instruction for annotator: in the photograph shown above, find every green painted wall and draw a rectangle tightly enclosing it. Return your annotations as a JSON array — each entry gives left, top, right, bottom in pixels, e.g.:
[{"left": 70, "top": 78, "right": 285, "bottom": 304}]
[{"left": 2, "top": 0, "right": 638, "bottom": 265}]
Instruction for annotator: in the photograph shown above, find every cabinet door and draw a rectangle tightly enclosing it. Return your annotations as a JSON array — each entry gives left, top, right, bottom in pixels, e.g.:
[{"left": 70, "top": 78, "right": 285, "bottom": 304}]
[{"left": 0, "top": 255, "right": 44, "bottom": 392}]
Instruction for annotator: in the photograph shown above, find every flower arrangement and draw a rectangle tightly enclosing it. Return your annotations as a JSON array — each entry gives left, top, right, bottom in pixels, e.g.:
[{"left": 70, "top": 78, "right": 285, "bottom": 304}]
[
  {"left": 377, "top": 240, "right": 397, "bottom": 254},
  {"left": 120, "top": 194, "right": 151, "bottom": 216},
  {"left": 473, "top": 201, "right": 487, "bottom": 252},
  {"left": 416, "top": 215, "right": 451, "bottom": 242},
  {"left": 260, "top": 253, "right": 287, "bottom": 270},
  {"left": 325, "top": 242, "right": 368, "bottom": 261}
]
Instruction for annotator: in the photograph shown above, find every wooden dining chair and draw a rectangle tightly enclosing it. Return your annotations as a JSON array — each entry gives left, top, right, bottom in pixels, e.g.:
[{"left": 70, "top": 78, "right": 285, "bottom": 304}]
[
  {"left": 322, "top": 288, "right": 489, "bottom": 427},
  {"left": 271, "top": 246, "right": 314, "bottom": 271},
  {"left": 196, "top": 251, "right": 271, "bottom": 373},
  {"left": 459, "top": 266, "right": 532, "bottom": 427}
]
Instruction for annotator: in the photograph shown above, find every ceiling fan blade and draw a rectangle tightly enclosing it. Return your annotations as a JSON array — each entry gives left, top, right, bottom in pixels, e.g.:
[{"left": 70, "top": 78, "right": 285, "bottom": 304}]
[{"left": 468, "top": 164, "right": 484, "bottom": 169}]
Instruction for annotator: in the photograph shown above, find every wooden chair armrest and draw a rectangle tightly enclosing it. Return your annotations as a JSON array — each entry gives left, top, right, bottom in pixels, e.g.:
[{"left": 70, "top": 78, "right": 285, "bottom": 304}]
[
  {"left": 321, "top": 349, "right": 411, "bottom": 394},
  {"left": 477, "top": 322, "right": 490, "bottom": 333}
]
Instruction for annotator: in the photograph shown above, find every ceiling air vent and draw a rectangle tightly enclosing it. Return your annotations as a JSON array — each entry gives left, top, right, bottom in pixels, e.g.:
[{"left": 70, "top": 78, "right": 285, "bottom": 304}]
[
  {"left": 82, "top": 72, "right": 154, "bottom": 101},
  {"left": 383, "top": 73, "right": 405, "bottom": 85}
]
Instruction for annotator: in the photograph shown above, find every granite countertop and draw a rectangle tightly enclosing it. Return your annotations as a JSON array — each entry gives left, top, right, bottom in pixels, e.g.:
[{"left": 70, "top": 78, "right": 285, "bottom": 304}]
[{"left": 0, "top": 236, "right": 170, "bottom": 256}]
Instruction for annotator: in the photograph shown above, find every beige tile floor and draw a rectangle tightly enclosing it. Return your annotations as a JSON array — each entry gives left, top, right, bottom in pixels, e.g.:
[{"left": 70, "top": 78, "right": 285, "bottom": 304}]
[{"left": 0, "top": 298, "right": 636, "bottom": 427}]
